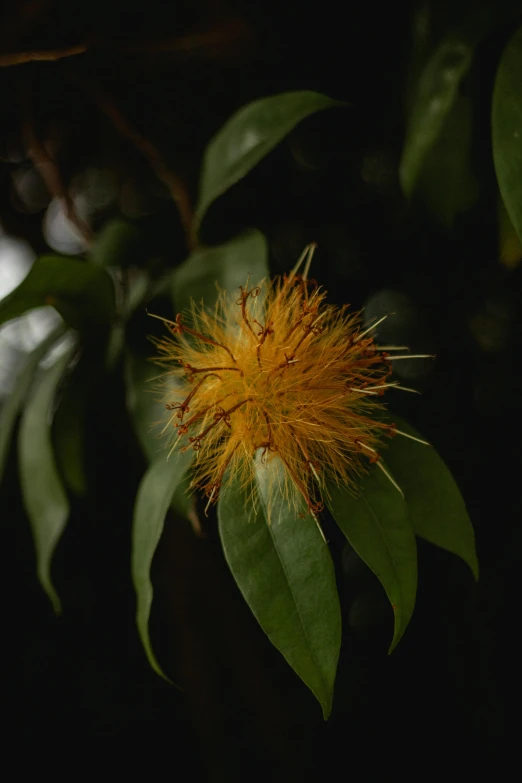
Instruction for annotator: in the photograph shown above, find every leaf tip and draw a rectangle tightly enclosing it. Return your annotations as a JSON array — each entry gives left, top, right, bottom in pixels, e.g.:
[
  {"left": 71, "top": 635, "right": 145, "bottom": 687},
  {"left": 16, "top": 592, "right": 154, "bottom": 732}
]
[
  {"left": 321, "top": 700, "right": 333, "bottom": 721},
  {"left": 388, "top": 606, "right": 408, "bottom": 655},
  {"left": 469, "top": 556, "right": 479, "bottom": 583},
  {"left": 44, "top": 582, "right": 62, "bottom": 616}
]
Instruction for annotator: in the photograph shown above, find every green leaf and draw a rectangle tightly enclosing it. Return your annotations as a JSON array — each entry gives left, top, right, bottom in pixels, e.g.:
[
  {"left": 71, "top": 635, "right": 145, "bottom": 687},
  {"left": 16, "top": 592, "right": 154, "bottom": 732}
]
[
  {"left": 105, "top": 271, "right": 150, "bottom": 370},
  {"left": 493, "top": 24, "right": 522, "bottom": 244},
  {"left": 172, "top": 228, "right": 269, "bottom": 314},
  {"left": 383, "top": 415, "right": 478, "bottom": 580},
  {"left": 327, "top": 466, "right": 418, "bottom": 653},
  {"left": 125, "top": 352, "right": 168, "bottom": 462},
  {"left": 411, "top": 94, "right": 479, "bottom": 227},
  {"left": 0, "top": 255, "right": 115, "bottom": 329},
  {"left": 125, "top": 350, "right": 197, "bottom": 513},
  {"left": 218, "top": 454, "right": 341, "bottom": 719},
  {"left": 498, "top": 192, "right": 522, "bottom": 269},
  {"left": 132, "top": 448, "right": 193, "bottom": 680},
  {"left": 90, "top": 219, "right": 142, "bottom": 268},
  {"left": 400, "top": 8, "right": 492, "bottom": 197},
  {"left": 171, "top": 468, "right": 197, "bottom": 520},
  {"left": 195, "top": 91, "right": 345, "bottom": 230},
  {"left": 52, "top": 350, "right": 95, "bottom": 497},
  {"left": 18, "top": 339, "right": 77, "bottom": 613},
  {"left": 0, "top": 325, "right": 66, "bottom": 483}
]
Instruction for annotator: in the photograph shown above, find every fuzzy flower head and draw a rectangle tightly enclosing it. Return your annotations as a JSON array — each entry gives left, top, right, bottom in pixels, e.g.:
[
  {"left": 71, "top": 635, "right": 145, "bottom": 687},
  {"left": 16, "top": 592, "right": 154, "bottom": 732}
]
[{"left": 153, "top": 245, "right": 424, "bottom": 518}]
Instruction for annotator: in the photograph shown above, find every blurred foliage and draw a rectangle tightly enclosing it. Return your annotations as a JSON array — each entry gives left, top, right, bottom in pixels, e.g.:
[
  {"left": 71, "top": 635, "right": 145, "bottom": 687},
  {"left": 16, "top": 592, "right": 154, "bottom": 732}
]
[{"left": 1, "top": 0, "right": 521, "bottom": 773}]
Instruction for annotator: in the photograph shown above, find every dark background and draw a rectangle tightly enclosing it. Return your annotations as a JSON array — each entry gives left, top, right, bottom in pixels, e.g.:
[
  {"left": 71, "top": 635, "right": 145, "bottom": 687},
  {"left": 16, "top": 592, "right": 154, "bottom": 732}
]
[{"left": 0, "top": 0, "right": 518, "bottom": 775}]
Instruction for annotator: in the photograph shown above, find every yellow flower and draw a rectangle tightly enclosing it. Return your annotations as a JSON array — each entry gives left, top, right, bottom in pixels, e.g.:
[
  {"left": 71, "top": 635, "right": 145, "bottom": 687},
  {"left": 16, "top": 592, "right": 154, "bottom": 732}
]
[{"left": 153, "top": 245, "right": 428, "bottom": 519}]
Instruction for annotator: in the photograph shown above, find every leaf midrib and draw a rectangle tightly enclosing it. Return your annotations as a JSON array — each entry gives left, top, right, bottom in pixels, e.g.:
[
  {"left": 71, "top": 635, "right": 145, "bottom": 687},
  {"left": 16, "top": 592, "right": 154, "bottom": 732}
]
[
  {"left": 257, "top": 488, "right": 329, "bottom": 698},
  {"left": 360, "top": 490, "right": 404, "bottom": 629}
]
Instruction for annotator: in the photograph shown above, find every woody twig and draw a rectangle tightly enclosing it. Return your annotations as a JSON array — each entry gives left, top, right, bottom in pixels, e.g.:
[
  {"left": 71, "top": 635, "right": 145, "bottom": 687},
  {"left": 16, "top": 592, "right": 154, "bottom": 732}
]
[
  {"left": 90, "top": 86, "right": 196, "bottom": 251},
  {"left": 0, "top": 43, "right": 87, "bottom": 68},
  {"left": 0, "top": 18, "right": 250, "bottom": 68}
]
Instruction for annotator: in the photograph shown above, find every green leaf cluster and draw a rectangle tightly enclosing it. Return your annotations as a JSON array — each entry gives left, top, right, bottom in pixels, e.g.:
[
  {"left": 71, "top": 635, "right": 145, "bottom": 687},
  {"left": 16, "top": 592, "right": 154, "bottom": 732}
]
[{"left": 0, "top": 88, "right": 480, "bottom": 716}]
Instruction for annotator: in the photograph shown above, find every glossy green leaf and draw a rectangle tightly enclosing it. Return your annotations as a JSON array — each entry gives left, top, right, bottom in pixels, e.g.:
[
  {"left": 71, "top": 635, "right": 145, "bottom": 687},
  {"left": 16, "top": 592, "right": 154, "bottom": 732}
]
[
  {"left": 0, "top": 325, "right": 65, "bottom": 483},
  {"left": 498, "top": 193, "right": 522, "bottom": 269},
  {"left": 493, "top": 24, "right": 522, "bottom": 243},
  {"left": 52, "top": 351, "right": 95, "bottom": 497},
  {"left": 132, "top": 448, "right": 193, "bottom": 680},
  {"left": 218, "top": 454, "right": 341, "bottom": 719},
  {"left": 125, "top": 354, "right": 196, "bottom": 513},
  {"left": 18, "top": 339, "right": 77, "bottom": 613},
  {"left": 383, "top": 415, "right": 478, "bottom": 580},
  {"left": 125, "top": 352, "right": 169, "bottom": 462},
  {"left": 90, "top": 218, "right": 142, "bottom": 268},
  {"left": 327, "top": 466, "right": 418, "bottom": 653},
  {"left": 172, "top": 228, "right": 269, "bottom": 314},
  {"left": 0, "top": 255, "right": 115, "bottom": 329},
  {"left": 412, "top": 94, "right": 479, "bottom": 227},
  {"left": 195, "top": 91, "right": 345, "bottom": 230},
  {"left": 400, "top": 8, "right": 492, "bottom": 197},
  {"left": 123, "top": 271, "right": 150, "bottom": 319},
  {"left": 105, "top": 271, "right": 150, "bottom": 370},
  {"left": 171, "top": 468, "right": 197, "bottom": 520}
]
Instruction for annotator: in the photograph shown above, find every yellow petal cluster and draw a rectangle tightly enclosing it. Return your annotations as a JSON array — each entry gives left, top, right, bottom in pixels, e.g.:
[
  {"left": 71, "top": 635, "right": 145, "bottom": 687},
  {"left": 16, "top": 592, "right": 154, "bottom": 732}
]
[{"left": 153, "top": 250, "right": 398, "bottom": 517}]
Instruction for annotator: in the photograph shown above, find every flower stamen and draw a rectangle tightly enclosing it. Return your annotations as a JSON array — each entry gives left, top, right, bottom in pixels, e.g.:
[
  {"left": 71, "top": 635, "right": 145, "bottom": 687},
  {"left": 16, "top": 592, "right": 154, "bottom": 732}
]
[
  {"left": 204, "top": 443, "right": 241, "bottom": 515},
  {"left": 280, "top": 454, "right": 324, "bottom": 518},
  {"left": 357, "top": 440, "right": 380, "bottom": 463},
  {"left": 165, "top": 372, "right": 220, "bottom": 420},
  {"left": 189, "top": 398, "right": 253, "bottom": 451},
  {"left": 386, "top": 354, "right": 435, "bottom": 361},
  {"left": 354, "top": 314, "right": 389, "bottom": 343},
  {"left": 374, "top": 345, "right": 410, "bottom": 351},
  {"left": 155, "top": 253, "right": 431, "bottom": 522},
  {"left": 388, "top": 425, "right": 431, "bottom": 446},
  {"left": 176, "top": 395, "right": 231, "bottom": 436},
  {"left": 236, "top": 281, "right": 261, "bottom": 337},
  {"left": 376, "top": 461, "right": 404, "bottom": 497},
  {"left": 255, "top": 410, "right": 277, "bottom": 464},
  {"left": 254, "top": 319, "right": 274, "bottom": 367},
  {"left": 184, "top": 363, "right": 242, "bottom": 381},
  {"left": 152, "top": 312, "right": 237, "bottom": 363},
  {"left": 301, "top": 242, "right": 318, "bottom": 285}
]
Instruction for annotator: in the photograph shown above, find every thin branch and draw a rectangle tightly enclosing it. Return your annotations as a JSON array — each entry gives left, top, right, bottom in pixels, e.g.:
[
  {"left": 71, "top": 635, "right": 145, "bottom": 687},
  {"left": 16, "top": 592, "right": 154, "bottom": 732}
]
[
  {"left": 22, "top": 91, "right": 92, "bottom": 245},
  {"left": 116, "top": 18, "right": 251, "bottom": 58},
  {"left": 0, "top": 43, "right": 87, "bottom": 67},
  {"left": 0, "top": 18, "right": 251, "bottom": 68},
  {"left": 90, "top": 86, "right": 196, "bottom": 250}
]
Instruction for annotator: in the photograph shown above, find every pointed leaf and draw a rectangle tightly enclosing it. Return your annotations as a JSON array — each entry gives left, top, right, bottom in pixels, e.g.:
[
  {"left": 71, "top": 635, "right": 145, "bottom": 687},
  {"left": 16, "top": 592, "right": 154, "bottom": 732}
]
[
  {"left": 400, "top": 8, "right": 493, "bottom": 197},
  {"left": 132, "top": 449, "right": 193, "bottom": 680},
  {"left": 327, "top": 467, "right": 417, "bottom": 652},
  {"left": 218, "top": 454, "right": 341, "bottom": 718},
  {"left": 172, "top": 228, "right": 269, "bottom": 314},
  {"left": 498, "top": 192, "right": 522, "bottom": 269},
  {"left": 195, "top": 91, "right": 345, "bottom": 230},
  {"left": 18, "top": 339, "right": 77, "bottom": 612},
  {"left": 0, "top": 255, "right": 115, "bottom": 329},
  {"left": 105, "top": 272, "right": 149, "bottom": 370},
  {"left": 0, "top": 325, "right": 66, "bottom": 483},
  {"left": 125, "top": 353, "right": 169, "bottom": 462},
  {"left": 412, "top": 94, "right": 479, "bottom": 227},
  {"left": 493, "top": 24, "right": 522, "bottom": 243},
  {"left": 52, "top": 350, "right": 96, "bottom": 497},
  {"left": 384, "top": 415, "right": 478, "bottom": 580}
]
